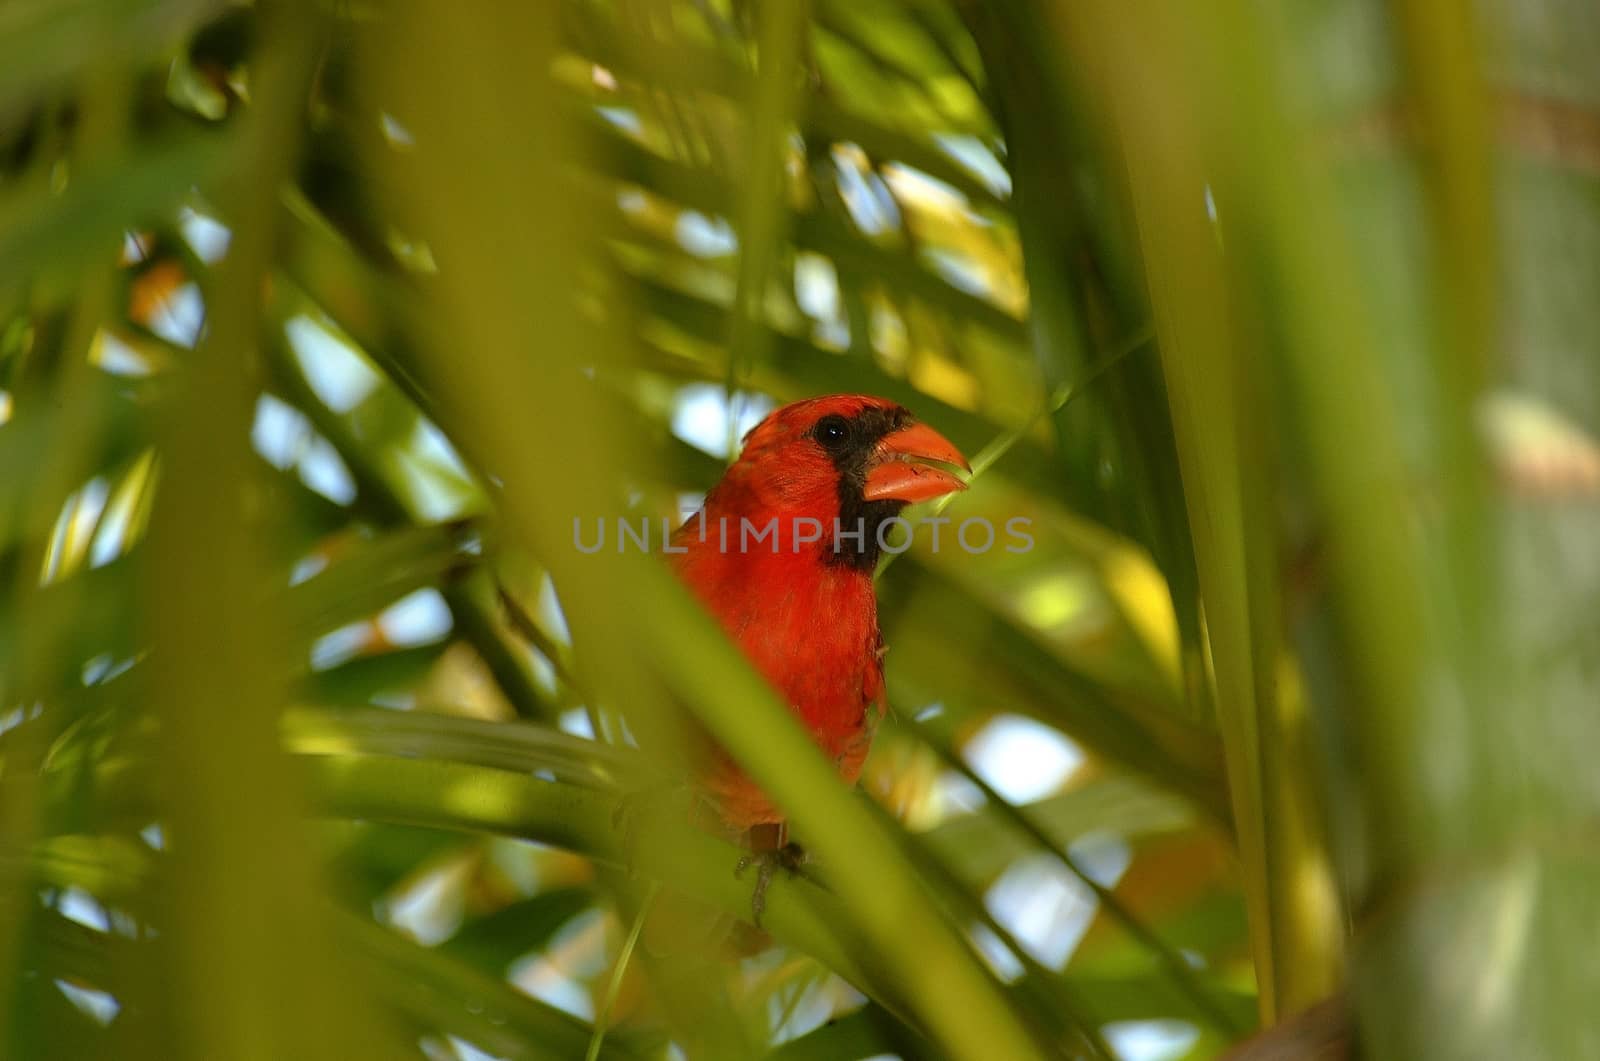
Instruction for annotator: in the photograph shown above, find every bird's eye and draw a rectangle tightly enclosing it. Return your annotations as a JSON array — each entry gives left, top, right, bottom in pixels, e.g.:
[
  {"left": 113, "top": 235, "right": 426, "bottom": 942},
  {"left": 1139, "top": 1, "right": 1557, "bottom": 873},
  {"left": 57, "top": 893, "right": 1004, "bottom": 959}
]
[{"left": 814, "top": 414, "right": 852, "bottom": 448}]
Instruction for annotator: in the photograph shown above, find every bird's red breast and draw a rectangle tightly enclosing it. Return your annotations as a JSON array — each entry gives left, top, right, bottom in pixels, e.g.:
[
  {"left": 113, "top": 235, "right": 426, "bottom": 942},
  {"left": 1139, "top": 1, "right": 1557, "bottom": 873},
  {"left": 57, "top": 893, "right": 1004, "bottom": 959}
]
[{"left": 668, "top": 395, "right": 970, "bottom": 835}]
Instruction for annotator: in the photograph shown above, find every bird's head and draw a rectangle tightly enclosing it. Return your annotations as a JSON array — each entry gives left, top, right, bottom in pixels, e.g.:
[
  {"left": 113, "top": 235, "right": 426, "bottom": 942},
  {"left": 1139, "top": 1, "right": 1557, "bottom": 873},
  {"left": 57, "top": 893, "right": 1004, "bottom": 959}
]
[
  {"left": 736, "top": 394, "right": 970, "bottom": 506},
  {"left": 699, "top": 394, "right": 970, "bottom": 570}
]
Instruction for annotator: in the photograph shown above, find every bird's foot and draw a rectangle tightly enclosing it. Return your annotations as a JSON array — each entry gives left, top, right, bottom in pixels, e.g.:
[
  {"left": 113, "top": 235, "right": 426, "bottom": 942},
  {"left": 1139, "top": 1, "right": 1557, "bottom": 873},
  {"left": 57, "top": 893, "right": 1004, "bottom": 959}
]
[{"left": 734, "top": 841, "right": 808, "bottom": 928}]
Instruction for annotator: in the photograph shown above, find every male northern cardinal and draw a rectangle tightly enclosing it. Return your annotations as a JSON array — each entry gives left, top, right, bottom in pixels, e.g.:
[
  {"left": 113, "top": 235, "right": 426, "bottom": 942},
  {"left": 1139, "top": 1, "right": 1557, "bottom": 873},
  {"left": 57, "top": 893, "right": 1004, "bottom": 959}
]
[{"left": 668, "top": 394, "right": 969, "bottom": 919}]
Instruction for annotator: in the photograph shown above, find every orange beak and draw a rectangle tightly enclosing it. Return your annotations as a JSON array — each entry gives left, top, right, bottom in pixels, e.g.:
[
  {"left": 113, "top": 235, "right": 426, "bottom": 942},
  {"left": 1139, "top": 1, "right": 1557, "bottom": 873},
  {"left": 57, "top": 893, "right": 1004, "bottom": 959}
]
[{"left": 862, "top": 420, "right": 971, "bottom": 503}]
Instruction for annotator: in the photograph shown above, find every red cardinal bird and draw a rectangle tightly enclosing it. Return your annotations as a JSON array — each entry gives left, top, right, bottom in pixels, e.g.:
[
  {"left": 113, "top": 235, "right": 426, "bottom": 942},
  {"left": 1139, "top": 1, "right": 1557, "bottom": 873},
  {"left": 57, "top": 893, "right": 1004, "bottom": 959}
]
[{"left": 668, "top": 394, "right": 969, "bottom": 918}]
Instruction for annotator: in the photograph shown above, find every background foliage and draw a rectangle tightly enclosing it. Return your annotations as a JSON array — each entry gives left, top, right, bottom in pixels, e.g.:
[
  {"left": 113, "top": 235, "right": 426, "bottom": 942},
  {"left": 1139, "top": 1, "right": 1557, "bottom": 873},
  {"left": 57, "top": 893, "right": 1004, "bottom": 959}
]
[{"left": 2, "top": 1, "right": 1598, "bottom": 1059}]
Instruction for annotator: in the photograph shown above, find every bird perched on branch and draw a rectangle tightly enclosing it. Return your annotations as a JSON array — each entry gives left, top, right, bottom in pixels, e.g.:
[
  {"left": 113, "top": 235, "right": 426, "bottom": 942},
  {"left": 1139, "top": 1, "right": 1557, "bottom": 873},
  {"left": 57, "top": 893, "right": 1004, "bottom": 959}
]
[{"left": 667, "top": 394, "right": 970, "bottom": 922}]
